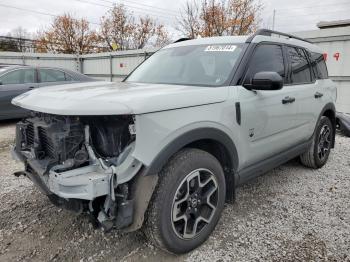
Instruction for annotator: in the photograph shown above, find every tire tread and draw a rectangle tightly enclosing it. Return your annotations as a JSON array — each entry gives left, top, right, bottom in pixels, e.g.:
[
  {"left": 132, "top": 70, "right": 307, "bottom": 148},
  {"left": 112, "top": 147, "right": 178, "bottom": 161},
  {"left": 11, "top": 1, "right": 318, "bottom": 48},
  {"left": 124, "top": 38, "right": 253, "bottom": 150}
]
[
  {"left": 143, "top": 148, "right": 225, "bottom": 253},
  {"left": 300, "top": 116, "right": 332, "bottom": 169}
]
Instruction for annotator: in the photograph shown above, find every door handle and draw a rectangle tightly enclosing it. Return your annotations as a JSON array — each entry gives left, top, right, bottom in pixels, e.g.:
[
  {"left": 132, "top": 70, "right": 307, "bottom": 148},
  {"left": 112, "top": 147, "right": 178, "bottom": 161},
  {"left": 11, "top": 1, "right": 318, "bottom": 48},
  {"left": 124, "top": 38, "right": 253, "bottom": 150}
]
[
  {"left": 28, "top": 86, "right": 35, "bottom": 89},
  {"left": 314, "top": 92, "right": 323, "bottom": 99},
  {"left": 282, "top": 96, "right": 295, "bottom": 104}
]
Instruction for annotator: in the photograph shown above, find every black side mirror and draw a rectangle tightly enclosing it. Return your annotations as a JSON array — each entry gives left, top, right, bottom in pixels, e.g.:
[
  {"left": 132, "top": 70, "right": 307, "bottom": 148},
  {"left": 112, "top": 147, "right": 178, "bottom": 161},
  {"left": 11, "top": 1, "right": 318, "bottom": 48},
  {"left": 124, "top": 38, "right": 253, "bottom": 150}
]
[{"left": 244, "top": 71, "right": 283, "bottom": 91}]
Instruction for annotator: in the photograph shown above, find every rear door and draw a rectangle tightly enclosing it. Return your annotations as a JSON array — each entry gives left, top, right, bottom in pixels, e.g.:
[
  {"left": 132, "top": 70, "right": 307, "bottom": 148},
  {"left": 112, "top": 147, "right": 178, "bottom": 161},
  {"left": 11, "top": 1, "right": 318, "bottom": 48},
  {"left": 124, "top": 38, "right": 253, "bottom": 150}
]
[
  {"left": 0, "top": 68, "right": 38, "bottom": 119},
  {"left": 237, "top": 43, "right": 300, "bottom": 167},
  {"left": 38, "top": 68, "right": 74, "bottom": 87},
  {"left": 284, "top": 46, "right": 320, "bottom": 142}
]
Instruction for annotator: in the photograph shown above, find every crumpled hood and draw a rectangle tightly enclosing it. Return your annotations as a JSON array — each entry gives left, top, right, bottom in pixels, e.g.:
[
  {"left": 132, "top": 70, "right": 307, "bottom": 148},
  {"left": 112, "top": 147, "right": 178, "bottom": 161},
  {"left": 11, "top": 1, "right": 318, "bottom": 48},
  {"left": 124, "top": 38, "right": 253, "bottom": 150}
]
[{"left": 12, "top": 81, "right": 228, "bottom": 115}]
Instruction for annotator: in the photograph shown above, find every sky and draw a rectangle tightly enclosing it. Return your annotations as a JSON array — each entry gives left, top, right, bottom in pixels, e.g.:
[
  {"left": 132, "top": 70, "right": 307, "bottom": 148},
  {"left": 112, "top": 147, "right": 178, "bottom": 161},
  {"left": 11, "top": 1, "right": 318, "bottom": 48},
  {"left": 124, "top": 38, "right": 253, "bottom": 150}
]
[{"left": 0, "top": 0, "right": 348, "bottom": 38}]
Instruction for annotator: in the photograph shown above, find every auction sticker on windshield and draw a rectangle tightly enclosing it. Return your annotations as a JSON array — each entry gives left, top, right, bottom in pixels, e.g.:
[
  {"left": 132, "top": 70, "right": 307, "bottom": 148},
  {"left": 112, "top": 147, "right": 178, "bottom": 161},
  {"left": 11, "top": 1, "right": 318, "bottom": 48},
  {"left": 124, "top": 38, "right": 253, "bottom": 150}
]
[{"left": 205, "top": 45, "right": 237, "bottom": 52}]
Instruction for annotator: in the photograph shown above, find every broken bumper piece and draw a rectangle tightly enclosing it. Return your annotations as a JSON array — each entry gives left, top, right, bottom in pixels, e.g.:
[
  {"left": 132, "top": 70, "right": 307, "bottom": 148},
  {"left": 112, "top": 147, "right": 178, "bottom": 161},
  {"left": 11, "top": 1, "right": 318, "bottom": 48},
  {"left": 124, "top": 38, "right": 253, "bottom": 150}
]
[
  {"left": 48, "top": 165, "right": 110, "bottom": 200},
  {"left": 11, "top": 145, "right": 143, "bottom": 201}
]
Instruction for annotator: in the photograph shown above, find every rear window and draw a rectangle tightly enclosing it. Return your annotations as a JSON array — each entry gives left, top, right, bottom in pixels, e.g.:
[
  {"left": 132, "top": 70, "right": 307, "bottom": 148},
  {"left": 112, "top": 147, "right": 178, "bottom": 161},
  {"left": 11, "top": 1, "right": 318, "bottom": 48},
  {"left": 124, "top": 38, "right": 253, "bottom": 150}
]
[
  {"left": 286, "top": 47, "right": 312, "bottom": 84},
  {"left": 310, "top": 52, "right": 328, "bottom": 79},
  {"left": 39, "top": 69, "right": 66, "bottom": 82}
]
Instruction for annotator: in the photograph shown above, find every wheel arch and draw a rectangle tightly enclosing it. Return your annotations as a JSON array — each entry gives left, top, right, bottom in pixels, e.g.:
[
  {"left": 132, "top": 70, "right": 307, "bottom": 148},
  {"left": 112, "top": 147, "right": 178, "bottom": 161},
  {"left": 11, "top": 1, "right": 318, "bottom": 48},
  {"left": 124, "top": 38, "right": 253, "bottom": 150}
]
[
  {"left": 319, "top": 103, "right": 336, "bottom": 148},
  {"left": 143, "top": 127, "right": 239, "bottom": 202}
]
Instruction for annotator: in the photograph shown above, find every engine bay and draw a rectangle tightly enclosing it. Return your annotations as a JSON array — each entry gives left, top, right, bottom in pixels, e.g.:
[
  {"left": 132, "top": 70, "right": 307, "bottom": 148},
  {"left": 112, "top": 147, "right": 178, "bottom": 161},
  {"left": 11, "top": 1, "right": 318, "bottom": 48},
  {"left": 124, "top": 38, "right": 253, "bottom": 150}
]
[{"left": 16, "top": 113, "right": 135, "bottom": 174}]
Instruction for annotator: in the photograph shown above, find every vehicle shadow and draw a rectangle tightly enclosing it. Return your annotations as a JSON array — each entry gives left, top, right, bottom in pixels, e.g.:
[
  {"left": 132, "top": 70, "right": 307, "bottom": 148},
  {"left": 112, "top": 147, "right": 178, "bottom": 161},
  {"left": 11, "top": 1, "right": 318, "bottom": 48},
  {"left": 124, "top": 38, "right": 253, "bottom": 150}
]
[{"left": 0, "top": 119, "right": 19, "bottom": 127}]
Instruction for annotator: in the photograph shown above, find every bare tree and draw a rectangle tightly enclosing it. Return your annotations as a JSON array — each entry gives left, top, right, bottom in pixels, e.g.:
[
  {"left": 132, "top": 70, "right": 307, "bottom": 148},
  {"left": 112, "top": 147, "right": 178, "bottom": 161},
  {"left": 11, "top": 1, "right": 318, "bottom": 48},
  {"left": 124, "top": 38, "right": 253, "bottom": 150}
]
[
  {"left": 130, "top": 16, "right": 155, "bottom": 49},
  {"left": 36, "top": 14, "right": 101, "bottom": 54},
  {"left": 177, "top": 1, "right": 201, "bottom": 38},
  {"left": 10, "top": 27, "right": 30, "bottom": 52},
  {"left": 154, "top": 25, "right": 171, "bottom": 47},
  {"left": 178, "top": 0, "right": 263, "bottom": 38}
]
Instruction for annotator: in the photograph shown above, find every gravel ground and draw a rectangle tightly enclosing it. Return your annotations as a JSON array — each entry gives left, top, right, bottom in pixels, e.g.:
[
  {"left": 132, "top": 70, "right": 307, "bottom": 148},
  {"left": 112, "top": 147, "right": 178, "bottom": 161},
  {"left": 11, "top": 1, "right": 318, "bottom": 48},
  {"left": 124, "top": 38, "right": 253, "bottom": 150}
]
[
  {"left": 0, "top": 121, "right": 349, "bottom": 262},
  {"left": 0, "top": 120, "right": 16, "bottom": 150}
]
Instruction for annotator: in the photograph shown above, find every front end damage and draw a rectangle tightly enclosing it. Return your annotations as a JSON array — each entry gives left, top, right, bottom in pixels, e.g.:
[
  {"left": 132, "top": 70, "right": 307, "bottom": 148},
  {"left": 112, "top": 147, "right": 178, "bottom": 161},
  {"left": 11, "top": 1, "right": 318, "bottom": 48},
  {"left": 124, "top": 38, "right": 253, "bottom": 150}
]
[{"left": 12, "top": 112, "right": 154, "bottom": 231}]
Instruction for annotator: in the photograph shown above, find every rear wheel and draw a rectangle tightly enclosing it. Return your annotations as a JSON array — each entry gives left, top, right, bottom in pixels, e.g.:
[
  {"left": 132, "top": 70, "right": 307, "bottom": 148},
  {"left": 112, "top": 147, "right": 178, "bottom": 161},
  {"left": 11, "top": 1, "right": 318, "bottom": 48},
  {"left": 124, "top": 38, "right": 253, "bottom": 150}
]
[
  {"left": 144, "top": 148, "right": 226, "bottom": 254},
  {"left": 300, "top": 116, "right": 333, "bottom": 169}
]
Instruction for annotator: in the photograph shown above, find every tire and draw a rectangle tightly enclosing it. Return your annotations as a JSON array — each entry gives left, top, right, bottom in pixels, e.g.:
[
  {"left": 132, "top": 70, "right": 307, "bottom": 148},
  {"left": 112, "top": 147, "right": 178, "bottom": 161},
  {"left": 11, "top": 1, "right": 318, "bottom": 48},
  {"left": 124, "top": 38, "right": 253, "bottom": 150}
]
[
  {"left": 144, "top": 148, "right": 226, "bottom": 254},
  {"left": 300, "top": 116, "right": 333, "bottom": 169}
]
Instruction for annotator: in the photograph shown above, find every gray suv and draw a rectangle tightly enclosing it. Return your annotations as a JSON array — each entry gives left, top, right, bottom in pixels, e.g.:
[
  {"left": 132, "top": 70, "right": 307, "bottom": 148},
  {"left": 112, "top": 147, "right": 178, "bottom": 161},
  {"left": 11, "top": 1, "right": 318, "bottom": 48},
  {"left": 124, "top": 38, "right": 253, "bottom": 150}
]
[{"left": 11, "top": 29, "right": 337, "bottom": 254}]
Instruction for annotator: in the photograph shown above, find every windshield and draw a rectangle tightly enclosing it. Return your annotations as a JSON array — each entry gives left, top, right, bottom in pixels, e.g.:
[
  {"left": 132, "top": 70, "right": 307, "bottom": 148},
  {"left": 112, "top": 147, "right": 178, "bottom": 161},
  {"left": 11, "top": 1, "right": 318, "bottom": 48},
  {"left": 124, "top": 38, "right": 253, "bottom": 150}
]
[{"left": 126, "top": 44, "right": 244, "bottom": 86}]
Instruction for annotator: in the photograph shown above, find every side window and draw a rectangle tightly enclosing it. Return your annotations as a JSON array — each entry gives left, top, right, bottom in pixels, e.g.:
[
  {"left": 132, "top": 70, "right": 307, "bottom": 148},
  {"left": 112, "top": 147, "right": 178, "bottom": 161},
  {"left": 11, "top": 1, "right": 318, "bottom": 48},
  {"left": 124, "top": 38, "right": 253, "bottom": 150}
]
[
  {"left": 244, "top": 44, "right": 285, "bottom": 84},
  {"left": 65, "top": 73, "right": 74, "bottom": 81},
  {"left": 286, "top": 47, "right": 312, "bottom": 84},
  {"left": 310, "top": 52, "right": 328, "bottom": 79},
  {"left": 0, "top": 69, "right": 35, "bottom": 85},
  {"left": 23, "top": 69, "right": 36, "bottom": 83},
  {"left": 39, "top": 69, "right": 66, "bottom": 83}
]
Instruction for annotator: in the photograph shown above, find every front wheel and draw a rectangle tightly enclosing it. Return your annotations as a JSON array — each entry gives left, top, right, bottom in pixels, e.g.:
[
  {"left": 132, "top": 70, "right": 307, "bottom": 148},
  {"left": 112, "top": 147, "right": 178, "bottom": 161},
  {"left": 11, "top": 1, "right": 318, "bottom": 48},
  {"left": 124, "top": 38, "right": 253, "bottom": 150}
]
[
  {"left": 300, "top": 116, "right": 333, "bottom": 169},
  {"left": 144, "top": 148, "right": 226, "bottom": 254}
]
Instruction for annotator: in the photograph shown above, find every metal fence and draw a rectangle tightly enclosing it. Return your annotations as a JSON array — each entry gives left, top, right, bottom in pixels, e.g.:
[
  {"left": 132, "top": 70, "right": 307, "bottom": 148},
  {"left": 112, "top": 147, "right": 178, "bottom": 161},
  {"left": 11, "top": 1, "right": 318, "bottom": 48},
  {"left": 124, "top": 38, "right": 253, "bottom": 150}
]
[
  {"left": 81, "top": 49, "right": 156, "bottom": 82},
  {"left": 0, "top": 48, "right": 157, "bottom": 82},
  {"left": 0, "top": 51, "right": 80, "bottom": 71}
]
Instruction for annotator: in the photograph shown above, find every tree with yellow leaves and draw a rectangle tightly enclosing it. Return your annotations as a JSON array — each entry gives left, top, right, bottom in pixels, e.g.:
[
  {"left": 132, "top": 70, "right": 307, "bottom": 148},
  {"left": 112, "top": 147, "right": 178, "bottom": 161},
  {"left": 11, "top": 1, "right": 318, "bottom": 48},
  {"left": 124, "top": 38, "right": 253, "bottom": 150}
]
[{"left": 36, "top": 14, "right": 102, "bottom": 54}]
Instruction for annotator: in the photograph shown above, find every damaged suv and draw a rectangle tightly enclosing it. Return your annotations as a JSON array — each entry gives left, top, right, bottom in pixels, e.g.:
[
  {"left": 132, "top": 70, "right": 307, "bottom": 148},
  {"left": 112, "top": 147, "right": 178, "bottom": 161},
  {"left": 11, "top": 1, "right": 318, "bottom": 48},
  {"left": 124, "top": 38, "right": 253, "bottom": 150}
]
[{"left": 11, "top": 29, "right": 337, "bottom": 254}]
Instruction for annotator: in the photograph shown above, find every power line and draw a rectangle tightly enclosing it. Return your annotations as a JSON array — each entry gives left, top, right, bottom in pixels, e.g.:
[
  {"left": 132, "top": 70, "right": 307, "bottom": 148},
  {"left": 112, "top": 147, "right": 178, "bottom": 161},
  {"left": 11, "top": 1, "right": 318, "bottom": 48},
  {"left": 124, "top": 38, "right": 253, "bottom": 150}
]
[
  {"left": 0, "top": 1, "right": 177, "bottom": 28},
  {"left": 74, "top": 0, "right": 179, "bottom": 21},
  {"left": 95, "top": 0, "right": 179, "bottom": 15},
  {"left": 0, "top": 3, "right": 101, "bottom": 26}
]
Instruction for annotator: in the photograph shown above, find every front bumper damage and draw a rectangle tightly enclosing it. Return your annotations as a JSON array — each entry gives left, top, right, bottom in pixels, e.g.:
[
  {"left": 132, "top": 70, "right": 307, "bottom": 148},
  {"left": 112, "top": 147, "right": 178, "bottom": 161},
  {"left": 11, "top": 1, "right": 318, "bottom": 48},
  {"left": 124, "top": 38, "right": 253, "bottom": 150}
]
[
  {"left": 13, "top": 149, "right": 141, "bottom": 200},
  {"left": 12, "top": 125, "right": 146, "bottom": 231}
]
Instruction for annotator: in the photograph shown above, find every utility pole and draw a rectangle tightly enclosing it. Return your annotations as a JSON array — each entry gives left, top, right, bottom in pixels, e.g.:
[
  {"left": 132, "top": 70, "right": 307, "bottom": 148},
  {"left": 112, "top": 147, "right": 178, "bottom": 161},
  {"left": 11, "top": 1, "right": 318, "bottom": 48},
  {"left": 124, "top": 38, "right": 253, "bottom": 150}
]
[{"left": 272, "top": 9, "right": 276, "bottom": 30}]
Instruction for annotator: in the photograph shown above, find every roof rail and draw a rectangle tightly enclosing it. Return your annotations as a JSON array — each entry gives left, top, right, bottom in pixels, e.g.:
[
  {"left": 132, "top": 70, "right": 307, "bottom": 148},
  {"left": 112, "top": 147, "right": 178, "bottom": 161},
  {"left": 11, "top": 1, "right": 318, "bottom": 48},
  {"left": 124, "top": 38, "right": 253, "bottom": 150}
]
[
  {"left": 173, "top": 37, "right": 192, "bottom": 43},
  {"left": 246, "top": 29, "right": 312, "bottom": 43}
]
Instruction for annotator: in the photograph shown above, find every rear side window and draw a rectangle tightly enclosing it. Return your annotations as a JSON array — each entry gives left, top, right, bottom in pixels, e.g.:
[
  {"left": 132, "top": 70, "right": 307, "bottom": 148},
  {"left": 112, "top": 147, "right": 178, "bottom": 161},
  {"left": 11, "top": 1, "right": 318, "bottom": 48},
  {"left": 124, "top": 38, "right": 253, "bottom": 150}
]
[
  {"left": 39, "top": 69, "right": 66, "bottom": 83},
  {"left": 310, "top": 52, "right": 328, "bottom": 79},
  {"left": 244, "top": 44, "right": 285, "bottom": 84},
  {"left": 65, "top": 73, "right": 74, "bottom": 81},
  {"left": 286, "top": 47, "right": 312, "bottom": 84},
  {"left": 0, "top": 69, "right": 35, "bottom": 85}
]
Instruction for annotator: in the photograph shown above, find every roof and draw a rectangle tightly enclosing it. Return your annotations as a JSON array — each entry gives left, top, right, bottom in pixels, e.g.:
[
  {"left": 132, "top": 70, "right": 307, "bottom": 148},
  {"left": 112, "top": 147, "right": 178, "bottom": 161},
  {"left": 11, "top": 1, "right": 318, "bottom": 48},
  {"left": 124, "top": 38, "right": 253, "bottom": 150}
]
[
  {"left": 250, "top": 35, "right": 323, "bottom": 53},
  {"left": 165, "top": 35, "right": 249, "bottom": 49},
  {"left": 0, "top": 65, "right": 95, "bottom": 81},
  {"left": 165, "top": 31, "right": 322, "bottom": 53},
  {"left": 0, "top": 64, "right": 29, "bottom": 71},
  {"left": 317, "top": 19, "right": 350, "bottom": 29}
]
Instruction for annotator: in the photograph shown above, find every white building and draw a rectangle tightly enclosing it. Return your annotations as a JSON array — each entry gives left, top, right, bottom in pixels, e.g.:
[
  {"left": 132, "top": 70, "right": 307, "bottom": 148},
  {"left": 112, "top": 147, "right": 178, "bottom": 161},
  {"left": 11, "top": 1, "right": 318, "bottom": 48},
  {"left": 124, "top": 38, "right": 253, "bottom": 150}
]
[{"left": 295, "top": 20, "right": 350, "bottom": 113}]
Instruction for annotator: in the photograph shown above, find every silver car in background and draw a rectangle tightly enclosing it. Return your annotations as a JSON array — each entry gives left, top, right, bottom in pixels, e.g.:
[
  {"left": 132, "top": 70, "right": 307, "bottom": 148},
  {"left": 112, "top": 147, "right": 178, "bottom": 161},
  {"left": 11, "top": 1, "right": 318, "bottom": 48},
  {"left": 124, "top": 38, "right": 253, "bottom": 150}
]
[{"left": 0, "top": 64, "right": 97, "bottom": 120}]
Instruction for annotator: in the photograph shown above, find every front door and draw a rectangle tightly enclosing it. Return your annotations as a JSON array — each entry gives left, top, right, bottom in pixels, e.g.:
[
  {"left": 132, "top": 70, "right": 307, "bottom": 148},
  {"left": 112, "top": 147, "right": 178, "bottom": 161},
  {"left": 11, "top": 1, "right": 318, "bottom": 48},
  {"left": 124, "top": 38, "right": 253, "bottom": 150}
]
[{"left": 236, "top": 43, "right": 300, "bottom": 169}]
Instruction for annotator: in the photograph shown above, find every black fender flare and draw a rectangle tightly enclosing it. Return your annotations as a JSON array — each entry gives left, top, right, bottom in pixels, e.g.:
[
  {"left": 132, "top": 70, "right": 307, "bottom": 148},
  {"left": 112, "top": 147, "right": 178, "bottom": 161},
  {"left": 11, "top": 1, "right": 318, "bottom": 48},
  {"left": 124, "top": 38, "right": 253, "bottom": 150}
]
[
  {"left": 128, "top": 128, "right": 239, "bottom": 231},
  {"left": 316, "top": 102, "right": 336, "bottom": 147},
  {"left": 143, "top": 127, "right": 239, "bottom": 176}
]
